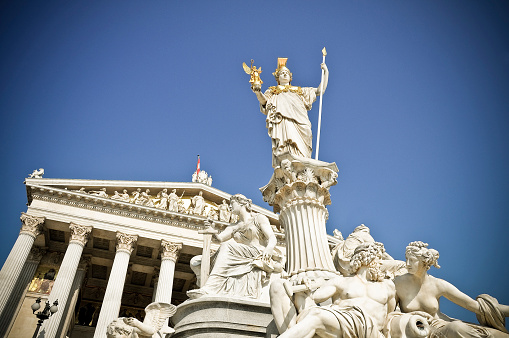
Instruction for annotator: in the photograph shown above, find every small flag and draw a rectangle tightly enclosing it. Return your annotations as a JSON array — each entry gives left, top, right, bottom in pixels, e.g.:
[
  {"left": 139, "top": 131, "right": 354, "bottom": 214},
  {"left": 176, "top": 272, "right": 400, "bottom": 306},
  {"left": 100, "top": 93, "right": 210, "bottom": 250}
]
[{"left": 196, "top": 155, "right": 200, "bottom": 175}]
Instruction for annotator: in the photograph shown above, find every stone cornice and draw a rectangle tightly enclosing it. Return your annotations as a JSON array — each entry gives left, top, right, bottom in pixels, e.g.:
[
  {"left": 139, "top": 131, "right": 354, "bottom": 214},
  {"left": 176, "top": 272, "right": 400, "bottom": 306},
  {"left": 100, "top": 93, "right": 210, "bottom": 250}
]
[
  {"left": 160, "top": 240, "right": 182, "bottom": 262},
  {"left": 116, "top": 232, "right": 138, "bottom": 254},
  {"left": 20, "top": 212, "right": 45, "bottom": 238},
  {"left": 25, "top": 179, "right": 280, "bottom": 225},
  {"left": 69, "top": 222, "right": 93, "bottom": 246}
]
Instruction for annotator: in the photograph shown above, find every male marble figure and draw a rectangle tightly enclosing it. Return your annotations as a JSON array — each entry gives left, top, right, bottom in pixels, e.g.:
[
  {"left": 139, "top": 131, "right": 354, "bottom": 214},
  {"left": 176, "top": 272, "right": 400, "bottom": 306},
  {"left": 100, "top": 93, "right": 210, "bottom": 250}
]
[
  {"left": 251, "top": 58, "right": 329, "bottom": 166},
  {"left": 270, "top": 242, "right": 395, "bottom": 338}
]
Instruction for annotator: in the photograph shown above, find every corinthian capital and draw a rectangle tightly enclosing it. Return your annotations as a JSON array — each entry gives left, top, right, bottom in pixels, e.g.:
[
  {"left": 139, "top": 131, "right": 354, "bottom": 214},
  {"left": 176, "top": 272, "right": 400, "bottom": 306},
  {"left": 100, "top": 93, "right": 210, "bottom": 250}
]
[
  {"left": 160, "top": 240, "right": 182, "bottom": 261},
  {"left": 69, "top": 223, "right": 93, "bottom": 246},
  {"left": 116, "top": 232, "right": 138, "bottom": 254},
  {"left": 20, "top": 212, "right": 45, "bottom": 238}
]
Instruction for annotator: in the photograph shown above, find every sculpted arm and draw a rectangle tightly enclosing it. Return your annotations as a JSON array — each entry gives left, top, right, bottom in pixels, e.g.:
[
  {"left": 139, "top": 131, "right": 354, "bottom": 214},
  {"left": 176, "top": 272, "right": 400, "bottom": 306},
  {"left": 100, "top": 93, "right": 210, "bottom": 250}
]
[
  {"left": 312, "top": 278, "right": 341, "bottom": 304},
  {"left": 258, "top": 215, "right": 277, "bottom": 259},
  {"left": 315, "top": 63, "right": 329, "bottom": 96},
  {"left": 215, "top": 225, "right": 235, "bottom": 242},
  {"left": 252, "top": 86, "right": 267, "bottom": 106},
  {"left": 439, "top": 279, "right": 480, "bottom": 314},
  {"left": 386, "top": 281, "right": 397, "bottom": 313}
]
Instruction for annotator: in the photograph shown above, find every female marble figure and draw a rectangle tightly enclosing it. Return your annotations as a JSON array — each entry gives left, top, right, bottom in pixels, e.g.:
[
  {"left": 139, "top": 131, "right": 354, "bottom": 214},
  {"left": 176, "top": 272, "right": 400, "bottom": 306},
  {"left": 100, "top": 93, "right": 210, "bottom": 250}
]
[
  {"left": 190, "top": 194, "right": 280, "bottom": 299},
  {"left": 155, "top": 189, "right": 169, "bottom": 210},
  {"left": 394, "top": 241, "right": 509, "bottom": 337},
  {"left": 251, "top": 58, "right": 329, "bottom": 166}
]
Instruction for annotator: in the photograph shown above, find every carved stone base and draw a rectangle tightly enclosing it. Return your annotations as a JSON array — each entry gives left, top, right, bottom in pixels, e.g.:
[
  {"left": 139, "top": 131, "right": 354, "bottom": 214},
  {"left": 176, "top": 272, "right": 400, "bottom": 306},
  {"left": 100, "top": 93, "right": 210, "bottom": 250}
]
[{"left": 171, "top": 296, "right": 278, "bottom": 338}]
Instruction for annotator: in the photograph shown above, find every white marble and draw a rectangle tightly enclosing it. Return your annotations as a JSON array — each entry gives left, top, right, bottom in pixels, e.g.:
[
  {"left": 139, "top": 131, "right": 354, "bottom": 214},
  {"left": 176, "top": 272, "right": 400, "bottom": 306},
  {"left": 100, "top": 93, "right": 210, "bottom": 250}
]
[
  {"left": 251, "top": 59, "right": 329, "bottom": 167},
  {"left": 42, "top": 223, "right": 92, "bottom": 338},
  {"left": 93, "top": 232, "right": 138, "bottom": 338},
  {"left": 0, "top": 213, "right": 44, "bottom": 316},
  {"left": 153, "top": 240, "right": 182, "bottom": 304}
]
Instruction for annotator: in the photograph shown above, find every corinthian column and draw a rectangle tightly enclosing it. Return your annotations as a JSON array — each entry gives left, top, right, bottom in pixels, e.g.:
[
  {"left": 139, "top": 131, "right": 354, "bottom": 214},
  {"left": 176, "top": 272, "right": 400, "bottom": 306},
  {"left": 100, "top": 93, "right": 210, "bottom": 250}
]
[
  {"left": 154, "top": 240, "right": 182, "bottom": 304},
  {"left": 0, "top": 246, "right": 45, "bottom": 337},
  {"left": 42, "top": 223, "right": 92, "bottom": 338},
  {"left": 0, "top": 213, "right": 44, "bottom": 316},
  {"left": 260, "top": 154, "right": 339, "bottom": 283},
  {"left": 93, "top": 232, "right": 138, "bottom": 338}
]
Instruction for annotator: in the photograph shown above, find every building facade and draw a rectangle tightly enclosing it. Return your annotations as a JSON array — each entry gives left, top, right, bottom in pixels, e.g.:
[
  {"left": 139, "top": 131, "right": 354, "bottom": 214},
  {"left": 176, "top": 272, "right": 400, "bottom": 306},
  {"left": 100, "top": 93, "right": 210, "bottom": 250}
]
[{"left": 0, "top": 175, "right": 286, "bottom": 338}]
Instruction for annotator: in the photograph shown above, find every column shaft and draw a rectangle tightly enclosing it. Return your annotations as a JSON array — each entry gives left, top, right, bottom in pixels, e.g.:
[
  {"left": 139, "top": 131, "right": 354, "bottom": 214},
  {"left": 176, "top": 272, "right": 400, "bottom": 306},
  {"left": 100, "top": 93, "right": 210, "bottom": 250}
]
[
  {"left": 42, "top": 243, "right": 85, "bottom": 337},
  {"left": 39, "top": 223, "right": 92, "bottom": 338},
  {"left": 0, "top": 251, "right": 43, "bottom": 337},
  {"left": 93, "top": 232, "right": 137, "bottom": 338},
  {"left": 93, "top": 250, "right": 131, "bottom": 337},
  {"left": 0, "top": 213, "right": 44, "bottom": 315},
  {"left": 0, "top": 234, "right": 37, "bottom": 314},
  {"left": 57, "top": 261, "right": 88, "bottom": 338},
  {"left": 154, "top": 259, "right": 176, "bottom": 303}
]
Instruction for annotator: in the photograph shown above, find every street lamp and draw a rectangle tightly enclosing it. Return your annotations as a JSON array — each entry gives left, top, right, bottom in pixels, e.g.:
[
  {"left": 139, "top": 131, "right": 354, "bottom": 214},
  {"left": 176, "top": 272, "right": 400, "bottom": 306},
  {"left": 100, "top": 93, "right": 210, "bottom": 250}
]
[{"left": 31, "top": 297, "right": 58, "bottom": 338}]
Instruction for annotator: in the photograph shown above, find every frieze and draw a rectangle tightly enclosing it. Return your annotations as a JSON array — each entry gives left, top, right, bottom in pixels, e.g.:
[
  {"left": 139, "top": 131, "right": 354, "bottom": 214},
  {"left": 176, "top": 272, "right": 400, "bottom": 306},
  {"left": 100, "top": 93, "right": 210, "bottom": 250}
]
[{"left": 27, "top": 246, "right": 46, "bottom": 262}]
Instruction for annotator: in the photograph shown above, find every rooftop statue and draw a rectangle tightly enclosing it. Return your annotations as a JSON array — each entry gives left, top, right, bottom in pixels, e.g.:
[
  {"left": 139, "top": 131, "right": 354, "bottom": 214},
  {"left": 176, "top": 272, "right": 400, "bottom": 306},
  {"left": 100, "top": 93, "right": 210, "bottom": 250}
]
[
  {"left": 249, "top": 57, "right": 329, "bottom": 167},
  {"left": 394, "top": 241, "right": 509, "bottom": 338}
]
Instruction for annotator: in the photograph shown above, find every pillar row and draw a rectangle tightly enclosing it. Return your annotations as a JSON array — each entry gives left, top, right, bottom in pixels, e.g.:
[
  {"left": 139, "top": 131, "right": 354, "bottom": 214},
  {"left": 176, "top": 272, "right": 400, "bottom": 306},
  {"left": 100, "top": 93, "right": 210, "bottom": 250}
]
[{"left": 93, "top": 232, "right": 138, "bottom": 338}]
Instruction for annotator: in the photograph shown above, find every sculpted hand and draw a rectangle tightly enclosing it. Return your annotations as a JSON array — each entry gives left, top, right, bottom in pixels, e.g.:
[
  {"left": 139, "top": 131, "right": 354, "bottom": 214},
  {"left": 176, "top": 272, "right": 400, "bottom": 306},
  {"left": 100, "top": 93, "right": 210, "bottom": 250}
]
[
  {"left": 251, "top": 84, "right": 261, "bottom": 92},
  {"left": 262, "top": 247, "right": 273, "bottom": 262},
  {"left": 123, "top": 317, "right": 141, "bottom": 328},
  {"left": 320, "top": 63, "right": 328, "bottom": 73}
]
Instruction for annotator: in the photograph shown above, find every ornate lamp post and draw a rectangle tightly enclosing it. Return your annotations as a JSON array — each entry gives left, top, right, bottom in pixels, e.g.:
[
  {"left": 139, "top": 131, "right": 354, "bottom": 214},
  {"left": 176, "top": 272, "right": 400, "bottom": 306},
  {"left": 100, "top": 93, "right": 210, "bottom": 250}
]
[{"left": 31, "top": 297, "right": 58, "bottom": 338}]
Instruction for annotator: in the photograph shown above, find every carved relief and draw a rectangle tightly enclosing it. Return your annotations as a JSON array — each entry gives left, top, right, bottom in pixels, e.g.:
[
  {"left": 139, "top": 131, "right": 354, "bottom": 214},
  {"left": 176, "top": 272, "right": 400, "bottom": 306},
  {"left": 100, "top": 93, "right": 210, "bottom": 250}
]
[
  {"left": 27, "top": 246, "right": 46, "bottom": 262},
  {"left": 19, "top": 212, "right": 45, "bottom": 238},
  {"left": 69, "top": 223, "right": 93, "bottom": 246},
  {"left": 116, "top": 232, "right": 138, "bottom": 254},
  {"left": 192, "top": 170, "right": 213, "bottom": 186},
  {"left": 160, "top": 240, "right": 182, "bottom": 261},
  {"left": 78, "top": 255, "right": 92, "bottom": 271}
]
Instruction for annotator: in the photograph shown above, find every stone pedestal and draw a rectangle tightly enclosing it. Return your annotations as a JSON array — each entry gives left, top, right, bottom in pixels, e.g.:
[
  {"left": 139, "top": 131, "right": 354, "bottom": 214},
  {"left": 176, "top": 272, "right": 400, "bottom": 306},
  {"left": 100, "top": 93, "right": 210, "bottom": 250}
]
[
  {"left": 260, "top": 153, "right": 339, "bottom": 282},
  {"left": 171, "top": 296, "right": 278, "bottom": 338}
]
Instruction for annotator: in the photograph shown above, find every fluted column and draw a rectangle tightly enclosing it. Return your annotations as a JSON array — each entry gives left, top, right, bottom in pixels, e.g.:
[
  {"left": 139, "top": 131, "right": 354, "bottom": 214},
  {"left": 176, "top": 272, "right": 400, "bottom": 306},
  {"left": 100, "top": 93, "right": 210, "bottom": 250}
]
[
  {"left": 57, "top": 255, "right": 91, "bottom": 338},
  {"left": 0, "top": 213, "right": 44, "bottom": 316},
  {"left": 154, "top": 240, "right": 182, "bottom": 304},
  {"left": 260, "top": 154, "right": 339, "bottom": 283},
  {"left": 93, "top": 232, "right": 138, "bottom": 338},
  {"left": 41, "top": 223, "right": 92, "bottom": 338},
  {"left": 0, "top": 246, "right": 45, "bottom": 337}
]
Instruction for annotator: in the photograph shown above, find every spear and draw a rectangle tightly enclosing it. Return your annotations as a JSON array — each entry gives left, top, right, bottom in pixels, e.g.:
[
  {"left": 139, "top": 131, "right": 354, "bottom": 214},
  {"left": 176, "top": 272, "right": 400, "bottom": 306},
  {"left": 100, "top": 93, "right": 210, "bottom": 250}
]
[{"left": 315, "top": 47, "right": 327, "bottom": 160}]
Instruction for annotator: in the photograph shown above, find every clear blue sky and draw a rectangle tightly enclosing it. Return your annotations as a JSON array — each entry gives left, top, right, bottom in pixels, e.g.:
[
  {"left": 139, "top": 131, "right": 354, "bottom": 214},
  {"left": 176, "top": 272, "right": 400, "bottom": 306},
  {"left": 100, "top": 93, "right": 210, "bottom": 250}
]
[{"left": 1, "top": 0, "right": 508, "bottom": 325}]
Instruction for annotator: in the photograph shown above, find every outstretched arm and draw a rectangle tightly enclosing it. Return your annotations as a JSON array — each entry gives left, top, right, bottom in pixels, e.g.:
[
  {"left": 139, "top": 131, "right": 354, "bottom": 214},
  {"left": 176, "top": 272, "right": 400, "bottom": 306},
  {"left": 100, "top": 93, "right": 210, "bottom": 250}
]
[
  {"left": 252, "top": 86, "right": 267, "bottom": 106},
  {"left": 315, "top": 63, "right": 329, "bottom": 96},
  {"left": 214, "top": 225, "right": 236, "bottom": 242},
  {"left": 312, "top": 277, "right": 341, "bottom": 304},
  {"left": 440, "top": 279, "right": 481, "bottom": 314},
  {"left": 257, "top": 215, "right": 277, "bottom": 260}
]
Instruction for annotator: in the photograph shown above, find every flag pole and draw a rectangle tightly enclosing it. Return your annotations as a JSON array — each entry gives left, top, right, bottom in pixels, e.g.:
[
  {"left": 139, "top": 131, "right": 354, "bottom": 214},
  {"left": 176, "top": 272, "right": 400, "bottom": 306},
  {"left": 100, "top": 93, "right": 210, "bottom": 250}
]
[{"left": 315, "top": 47, "right": 327, "bottom": 160}]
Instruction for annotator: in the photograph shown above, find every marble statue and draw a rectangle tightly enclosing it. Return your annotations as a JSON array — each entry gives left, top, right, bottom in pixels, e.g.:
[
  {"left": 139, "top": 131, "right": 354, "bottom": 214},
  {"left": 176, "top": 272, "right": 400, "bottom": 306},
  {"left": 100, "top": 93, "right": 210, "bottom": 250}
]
[
  {"left": 28, "top": 168, "right": 44, "bottom": 178},
  {"left": 218, "top": 199, "right": 231, "bottom": 222},
  {"left": 72, "top": 187, "right": 87, "bottom": 194},
  {"left": 89, "top": 187, "right": 108, "bottom": 198},
  {"left": 167, "top": 189, "right": 180, "bottom": 212},
  {"left": 192, "top": 170, "right": 213, "bottom": 186},
  {"left": 111, "top": 191, "right": 123, "bottom": 200},
  {"left": 120, "top": 189, "right": 130, "bottom": 202},
  {"left": 207, "top": 208, "right": 219, "bottom": 220},
  {"left": 270, "top": 242, "right": 396, "bottom": 337},
  {"left": 191, "top": 191, "right": 205, "bottom": 216},
  {"left": 187, "top": 194, "right": 283, "bottom": 300},
  {"left": 251, "top": 58, "right": 329, "bottom": 167},
  {"left": 155, "top": 189, "right": 168, "bottom": 210},
  {"left": 132, "top": 188, "right": 142, "bottom": 204},
  {"left": 106, "top": 302, "right": 176, "bottom": 338},
  {"left": 331, "top": 224, "right": 406, "bottom": 278},
  {"left": 394, "top": 241, "right": 509, "bottom": 338}
]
